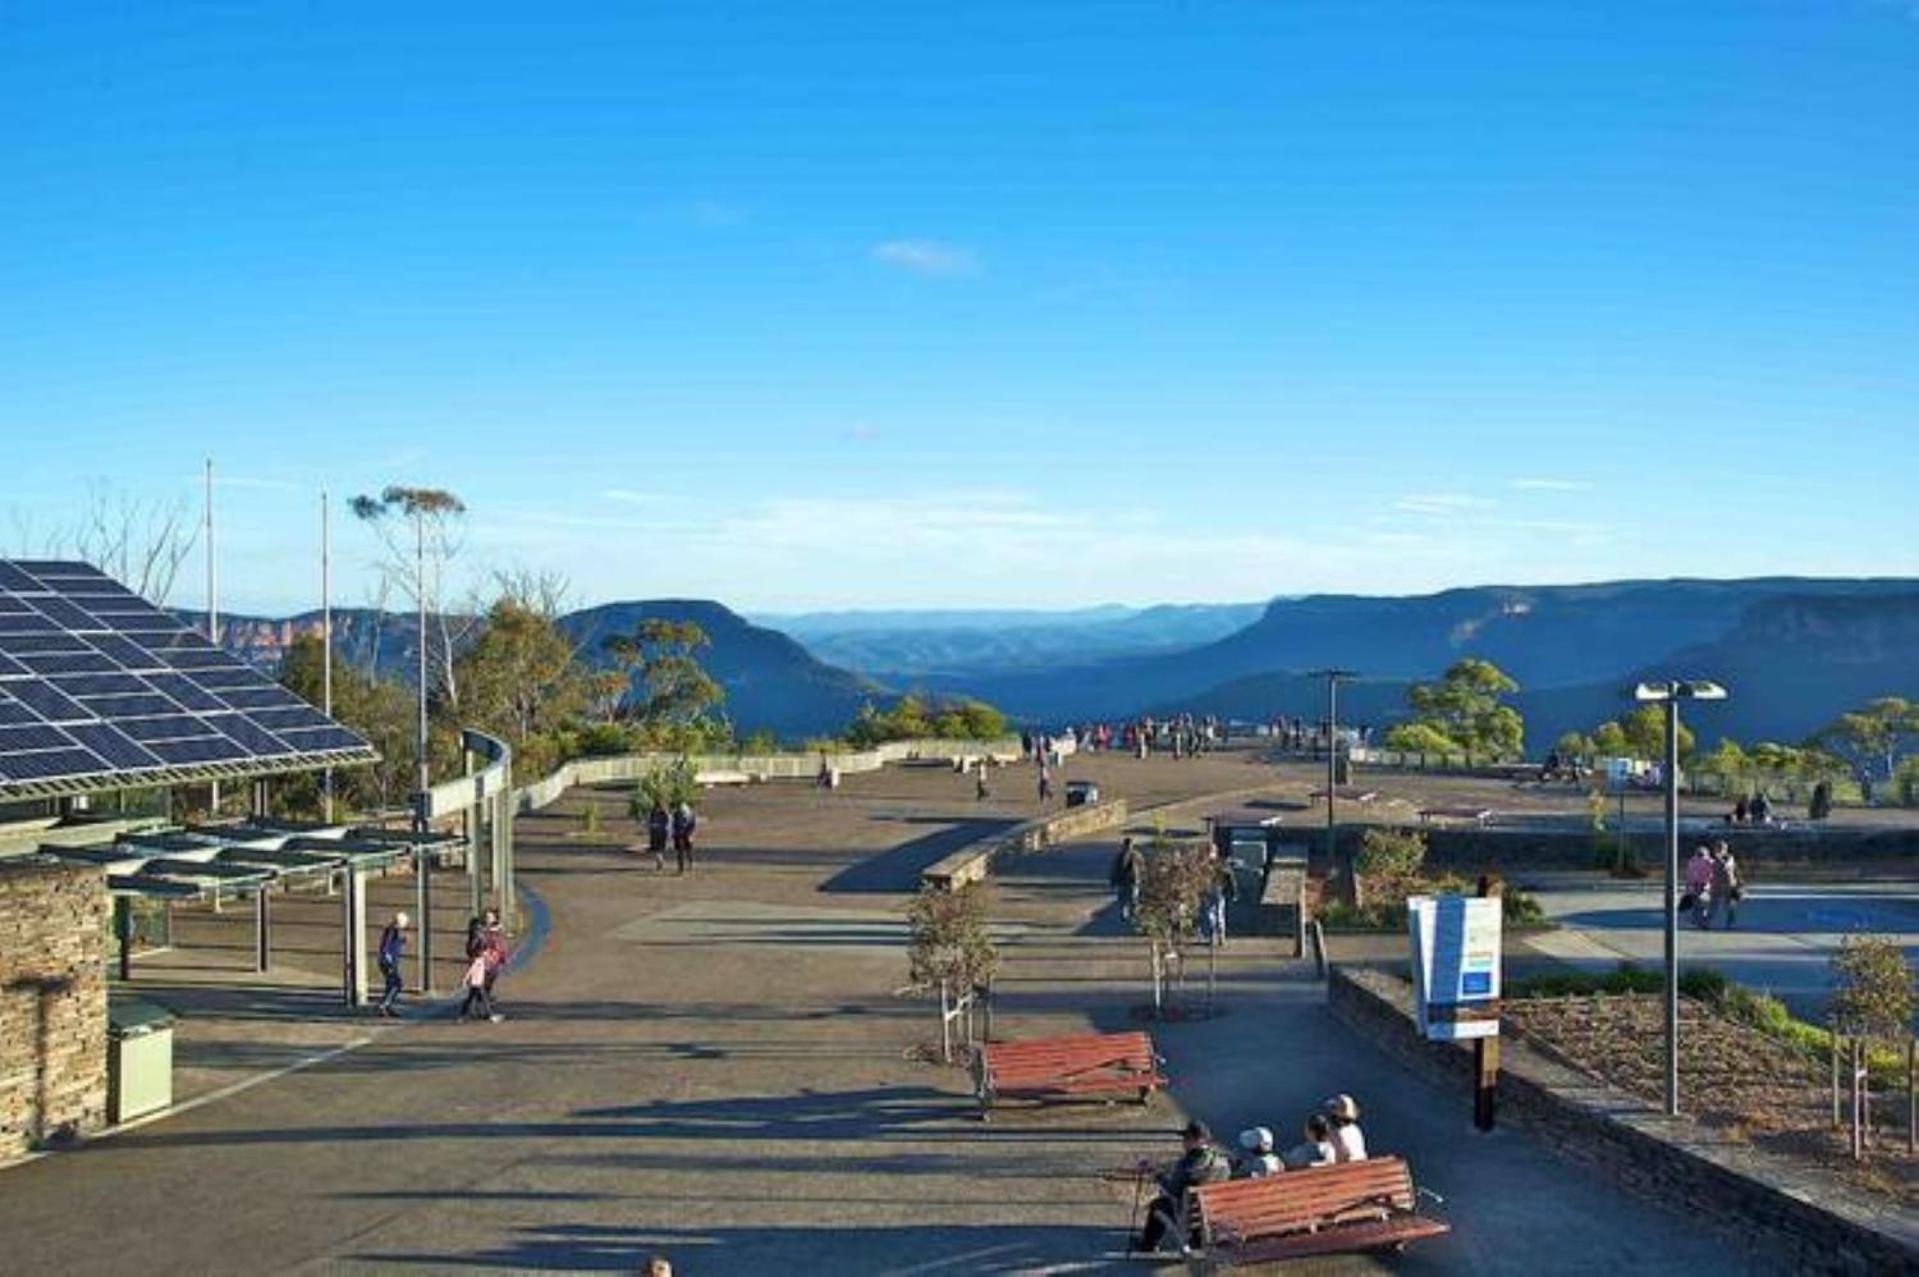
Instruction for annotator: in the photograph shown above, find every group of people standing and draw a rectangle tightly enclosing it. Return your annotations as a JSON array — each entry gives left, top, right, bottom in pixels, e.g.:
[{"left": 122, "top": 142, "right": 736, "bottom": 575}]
[
  {"left": 639, "top": 799, "right": 701, "bottom": 873},
  {"left": 372, "top": 906, "right": 510, "bottom": 1022},
  {"left": 1682, "top": 840, "right": 1744, "bottom": 929},
  {"left": 1135, "top": 1096, "right": 1369, "bottom": 1253},
  {"left": 1107, "top": 837, "right": 1243, "bottom": 944}
]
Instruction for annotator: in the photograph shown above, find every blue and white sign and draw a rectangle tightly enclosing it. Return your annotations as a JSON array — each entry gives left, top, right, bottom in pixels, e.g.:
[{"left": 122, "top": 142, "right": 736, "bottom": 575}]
[{"left": 1407, "top": 894, "right": 1502, "bottom": 1041}]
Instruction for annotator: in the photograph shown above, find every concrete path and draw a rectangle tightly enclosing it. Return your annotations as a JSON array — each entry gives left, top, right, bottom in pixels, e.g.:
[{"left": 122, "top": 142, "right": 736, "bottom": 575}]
[
  {"left": 0, "top": 762, "right": 1755, "bottom": 1274},
  {"left": 1520, "top": 874, "right": 1919, "bottom": 1018}
]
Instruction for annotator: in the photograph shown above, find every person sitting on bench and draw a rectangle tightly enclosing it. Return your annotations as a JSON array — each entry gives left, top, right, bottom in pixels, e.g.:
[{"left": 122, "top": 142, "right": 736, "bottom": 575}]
[
  {"left": 1235, "top": 1126, "right": 1281, "bottom": 1178},
  {"left": 1325, "top": 1094, "right": 1368, "bottom": 1162},
  {"left": 1136, "top": 1120, "right": 1230, "bottom": 1253},
  {"left": 1281, "top": 1113, "right": 1337, "bottom": 1170}
]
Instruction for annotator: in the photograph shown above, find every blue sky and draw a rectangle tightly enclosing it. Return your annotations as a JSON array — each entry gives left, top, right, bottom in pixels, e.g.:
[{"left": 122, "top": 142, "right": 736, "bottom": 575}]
[{"left": 3, "top": 1, "right": 1916, "bottom": 614}]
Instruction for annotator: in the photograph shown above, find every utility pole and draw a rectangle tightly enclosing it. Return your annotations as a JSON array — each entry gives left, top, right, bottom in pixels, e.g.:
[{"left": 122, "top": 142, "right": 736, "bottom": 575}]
[
  {"left": 321, "top": 488, "right": 334, "bottom": 823},
  {"left": 205, "top": 458, "right": 221, "bottom": 815}
]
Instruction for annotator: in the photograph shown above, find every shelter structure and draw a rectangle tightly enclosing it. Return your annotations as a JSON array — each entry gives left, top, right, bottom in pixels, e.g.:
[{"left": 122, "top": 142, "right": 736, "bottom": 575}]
[{"left": 0, "top": 558, "right": 423, "bottom": 1006}]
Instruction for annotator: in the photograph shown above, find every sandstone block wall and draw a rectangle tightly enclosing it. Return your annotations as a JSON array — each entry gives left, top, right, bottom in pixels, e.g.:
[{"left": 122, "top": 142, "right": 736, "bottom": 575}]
[
  {"left": 0, "top": 859, "right": 108, "bottom": 1160},
  {"left": 1328, "top": 966, "right": 1918, "bottom": 1275}
]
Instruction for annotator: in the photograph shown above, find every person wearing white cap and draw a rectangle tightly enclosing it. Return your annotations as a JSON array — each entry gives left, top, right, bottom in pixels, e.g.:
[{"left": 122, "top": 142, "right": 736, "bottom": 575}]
[
  {"left": 1235, "top": 1127, "right": 1280, "bottom": 1178},
  {"left": 376, "top": 911, "right": 410, "bottom": 1018},
  {"left": 1324, "top": 1094, "right": 1368, "bottom": 1162}
]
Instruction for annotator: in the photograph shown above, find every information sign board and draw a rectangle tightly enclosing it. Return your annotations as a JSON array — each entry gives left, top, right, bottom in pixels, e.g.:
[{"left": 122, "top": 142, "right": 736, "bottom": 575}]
[{"left": 1407, "top": 894, "right": 1502, "bottom": 1041}]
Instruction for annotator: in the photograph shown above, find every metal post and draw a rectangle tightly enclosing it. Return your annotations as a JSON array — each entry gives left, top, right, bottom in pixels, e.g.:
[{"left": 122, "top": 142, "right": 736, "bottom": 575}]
[
  {"left": 1474, "top": 877, "right": 1501, "bottom": 1131},
  {"left": 254, "top": 887, "right": 270, "bottom": 973},
  {"left": 115, "top": 896, "right": 133, "bottom": 982},
  {"left": 342, "top": 868, "right": 367, "bottom": 1008},
  {"left": 321, "top": 488, "right": 334, "bottom": 824},
  {"left": 414, "top": 845, "right": 433, "bottom": 994},
  {"left": 413, "top": 516, "right": 428, "bottom": 837},
  {"left": 1907, "top": 1037, "right": 1914, "bottom": 1156},
  {"left": 502, "top": 783, "right": 515, "bottom": 931},
  {"left": 1663, "top": 695, "right": 1680, "bottom": 1117},
  {"left": 206, "top": 458, "right": 221, "bottom": 814}
]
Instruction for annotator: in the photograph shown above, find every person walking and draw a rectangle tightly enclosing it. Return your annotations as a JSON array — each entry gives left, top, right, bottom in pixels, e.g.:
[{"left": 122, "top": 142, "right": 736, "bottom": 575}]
[
  {"left": 1037, "top": 766, "right": 1054, "bottom": 807},
  {"left": 1110, "top": 836, "right": 1144, "bottom": 922},
  {"left": 479, "top": 907, "right": 508, "bottom": 1021},
  {"left": 646, "top": 801, "right": 670, "bottom": 871},
  {"left": 1684, "top": 844, "right": 1716, "bottom": 928},
  {"left": 672, "top": 800, "right": 698, "bottom": 874},
  {"left": 460, "top": 947, "right": 494, "bottom": 1021},
  {"left": 376, "top": 911, "right": 409, "bottom": 1018},
  {"left": 1711, "top": 841, "right": 1742, "bottom": 929},
  {"left": 975, "top": 758, "right": 992, "bottom": 801}
]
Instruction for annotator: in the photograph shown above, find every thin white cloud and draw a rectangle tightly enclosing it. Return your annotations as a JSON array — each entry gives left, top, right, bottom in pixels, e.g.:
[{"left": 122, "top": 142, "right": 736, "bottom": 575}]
[
  {"left": 602, "top": 489, "right": 662, "bottom": 507},
  {"left": 1394, "top": 492, "right": 1493, "bottom": 517},
  {"left": 1509, "top": 477, "right": 1594, "bottom": 493},
  {"left": 871, "top": 239, "right": 976, "bottom": 277}
]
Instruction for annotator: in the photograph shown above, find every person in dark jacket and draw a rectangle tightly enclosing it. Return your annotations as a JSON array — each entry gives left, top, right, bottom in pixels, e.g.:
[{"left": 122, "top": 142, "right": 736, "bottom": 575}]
[
  {"left": 646, "top": 801, "right": 670, "bottom": 870},
  {"left": 1110, "top": 837, "right": 1145, "bottom": 921},
  {"left": 376, "top": 911, "right": 409, "bottom": 1017},
  {"left": 1136, "top": 1121, "right": 1231, "bottom": 1253}
]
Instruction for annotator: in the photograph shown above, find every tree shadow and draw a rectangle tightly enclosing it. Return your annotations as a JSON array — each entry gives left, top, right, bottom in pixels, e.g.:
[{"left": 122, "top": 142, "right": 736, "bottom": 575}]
[{"left": 350, "top": 1221, "right": 1135, "bottom": 1274}]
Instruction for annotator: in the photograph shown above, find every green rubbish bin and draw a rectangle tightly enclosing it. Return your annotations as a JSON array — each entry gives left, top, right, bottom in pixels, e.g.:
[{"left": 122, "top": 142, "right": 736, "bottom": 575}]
[{"left": 107, "top": 998, "right": 176, "bottom": 1123}]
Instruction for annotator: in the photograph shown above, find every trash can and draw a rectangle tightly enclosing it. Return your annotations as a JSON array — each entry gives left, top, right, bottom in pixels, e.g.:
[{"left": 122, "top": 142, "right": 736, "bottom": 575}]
[
  {"left": 107, "top": 998, "right": 176, "bottom": 1123},
  {"left": 1065, "top": 780, "right": 1099, "bottom": 808}
]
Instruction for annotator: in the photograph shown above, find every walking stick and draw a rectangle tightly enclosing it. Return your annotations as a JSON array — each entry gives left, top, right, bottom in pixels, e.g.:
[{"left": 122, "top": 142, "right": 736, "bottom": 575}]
[{"left": 1124, "top": 1168, "right": 1148, "bottom": 1255}]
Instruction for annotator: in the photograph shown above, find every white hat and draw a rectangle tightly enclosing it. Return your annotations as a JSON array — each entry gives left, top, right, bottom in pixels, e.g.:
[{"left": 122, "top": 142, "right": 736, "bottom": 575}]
[
  {"left": 394, "top": 911, "right": 410, "bottom": 928},
  {"left": 1238, "top": 1126, "right": 1274, "bottom": 1151},
  {"left": 1325, "top": 1094, "right": 1359, "bottom": 1121}
]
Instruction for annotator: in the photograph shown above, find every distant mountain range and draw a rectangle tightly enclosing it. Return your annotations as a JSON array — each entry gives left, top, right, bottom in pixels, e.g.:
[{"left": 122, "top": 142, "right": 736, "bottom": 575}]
[
  {"left": 886, "top": 579, "right": 1919, "bottom": 747},
  {"left": 192, "top": 601, "right": 877, "bottom": 739},
  {"left": 195, "top": 577, "right": 1918, "bottom": 751},
  {"left": 763, "top": 602, "right": 1264, "bottom": 678}
]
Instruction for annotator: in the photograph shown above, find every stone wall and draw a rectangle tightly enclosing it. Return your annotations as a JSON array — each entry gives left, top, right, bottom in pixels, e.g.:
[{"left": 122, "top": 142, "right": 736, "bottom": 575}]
[
  {"left": 0, "top": 858, "right": 108, "bottom": 1161},
  {"left": 922, "top": 800, "right": 1131, "bottom": 890},
  {"left": 1014, "top": 799, "right": 1130, "bottom": 852},
  {"left": 1328, "top": 966, "right": 1918, "bottom": 1275}
]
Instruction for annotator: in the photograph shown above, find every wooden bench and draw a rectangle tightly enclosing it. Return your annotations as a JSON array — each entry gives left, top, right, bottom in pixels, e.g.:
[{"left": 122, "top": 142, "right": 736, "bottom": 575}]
[
  {"left": 1191, "top": 1156, "right": 1448, "bottom": 1268},
  {"left": 974, "top": 1030, "right": 1164, "bottom": 1114}
]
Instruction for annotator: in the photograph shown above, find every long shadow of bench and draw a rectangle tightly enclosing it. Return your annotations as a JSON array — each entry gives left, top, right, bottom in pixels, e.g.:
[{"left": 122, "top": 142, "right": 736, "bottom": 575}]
[{"left": 819, "top": 818, "right": 1019, "bottom": 894}]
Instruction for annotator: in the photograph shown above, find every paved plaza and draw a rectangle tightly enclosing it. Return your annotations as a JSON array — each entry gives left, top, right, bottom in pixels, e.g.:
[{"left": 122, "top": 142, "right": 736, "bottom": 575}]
[{"left": 0, "top": 756, "right": 1815, "bottom": 1273}]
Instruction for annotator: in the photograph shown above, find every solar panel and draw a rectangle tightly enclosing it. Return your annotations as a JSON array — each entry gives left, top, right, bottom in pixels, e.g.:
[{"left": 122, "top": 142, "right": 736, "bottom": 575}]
[{"left": 0, "top": 559, "right": 376, "bottom": 798}]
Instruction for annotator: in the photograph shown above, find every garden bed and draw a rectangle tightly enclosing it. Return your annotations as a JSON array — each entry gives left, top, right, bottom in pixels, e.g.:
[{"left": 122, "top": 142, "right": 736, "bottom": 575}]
[{"left": 1504, "top": 992, "right": 1915, "bottom": 1208}]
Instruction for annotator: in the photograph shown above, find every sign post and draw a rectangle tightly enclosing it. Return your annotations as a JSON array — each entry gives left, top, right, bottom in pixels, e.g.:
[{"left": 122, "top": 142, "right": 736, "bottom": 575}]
[{"left": 1408, "top": 892, "right": 1503, "bottom": 1129}]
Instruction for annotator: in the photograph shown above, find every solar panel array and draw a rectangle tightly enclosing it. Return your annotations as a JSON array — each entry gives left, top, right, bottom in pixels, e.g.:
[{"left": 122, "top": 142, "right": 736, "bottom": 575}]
[{"left": 0, "top": 560, "right": 374, "bottom": 795}]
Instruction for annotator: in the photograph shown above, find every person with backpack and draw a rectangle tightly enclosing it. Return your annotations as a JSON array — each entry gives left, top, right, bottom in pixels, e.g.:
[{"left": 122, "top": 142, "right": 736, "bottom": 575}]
[
  {"left": 672, "top": 800, "right": 698, "bottom": 874},
  {"left": 376, "top": 911, "right": 409, "bottom": 1018}
]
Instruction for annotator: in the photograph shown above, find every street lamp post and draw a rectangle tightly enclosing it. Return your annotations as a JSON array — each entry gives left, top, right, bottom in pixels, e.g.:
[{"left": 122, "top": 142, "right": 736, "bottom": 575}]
[
  {"left": 1633, "top": 679, "right": 1728, "bottom": 1117},
  {"left": 1310, "top": 669, "right": 1358, "bottom": 901}
]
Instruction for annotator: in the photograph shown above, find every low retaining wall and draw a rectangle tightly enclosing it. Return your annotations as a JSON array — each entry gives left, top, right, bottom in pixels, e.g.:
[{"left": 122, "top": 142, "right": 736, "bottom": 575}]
[
  {"left": 1, "top": 859, "right": 108, "bottom": 1161},
  {"left": 922, "top": 800, "right": 1131, "bottom": 891},
  {"left": 1328, "top": 966, "right": 1917, "bottom": 1275}
]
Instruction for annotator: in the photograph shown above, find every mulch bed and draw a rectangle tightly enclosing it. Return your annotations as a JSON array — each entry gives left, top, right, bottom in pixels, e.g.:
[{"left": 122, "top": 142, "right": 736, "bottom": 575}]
[{"left": 1504, "top": 994, "right": 1916, "bottom": 1207}]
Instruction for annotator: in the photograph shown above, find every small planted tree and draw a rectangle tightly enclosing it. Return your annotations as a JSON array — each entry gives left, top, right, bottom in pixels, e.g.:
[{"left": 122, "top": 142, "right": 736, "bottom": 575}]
[
  {"left": 630, "top": 756, "right": 700, "bottom": 818},
  {"left": 907, "top": 881, "right": 999, "bottom": 1062},
  {"left": 1828, "top": 935, "right": 1917, "bottom": 1157},
  {"left": 1133, "top": 834, "right": 1215, "bottom": 1015}
]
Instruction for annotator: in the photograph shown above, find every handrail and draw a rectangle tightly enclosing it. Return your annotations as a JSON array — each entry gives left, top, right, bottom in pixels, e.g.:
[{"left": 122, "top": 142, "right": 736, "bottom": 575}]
[{"left": 492, "top": 735, "right": 1024, "bottom": 816}]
